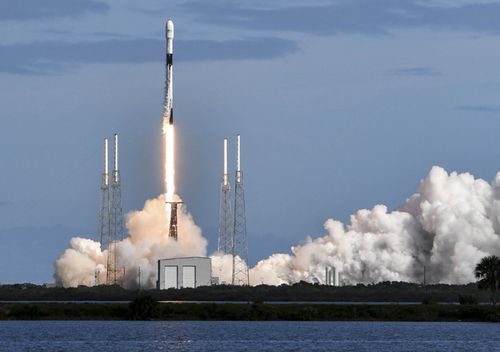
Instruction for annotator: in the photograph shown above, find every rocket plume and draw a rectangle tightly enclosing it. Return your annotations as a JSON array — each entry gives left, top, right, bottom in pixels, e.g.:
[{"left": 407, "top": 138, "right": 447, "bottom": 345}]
[
  {"left": 55, "top": 194, "right": 207, "bottom": 288},
  {"left": 244, "top": 166, "right": 500, "bottom": 285},
  {"left": 163, "top": 122, "right": 175, "bottom": 203},
  {"left": 55, "top": 165, "right": 500, "bottom": 288}
]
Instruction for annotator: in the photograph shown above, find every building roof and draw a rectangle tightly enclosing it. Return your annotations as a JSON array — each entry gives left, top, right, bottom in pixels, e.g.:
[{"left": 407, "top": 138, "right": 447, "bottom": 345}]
[{"left": 158, "top": 256, "right": 211, "bottom": 261}]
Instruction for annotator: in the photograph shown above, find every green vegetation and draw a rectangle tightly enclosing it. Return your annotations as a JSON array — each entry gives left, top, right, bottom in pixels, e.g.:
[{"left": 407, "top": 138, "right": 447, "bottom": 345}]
[
  {"left": 0, "top": 303, "right": 127, "bottom": 320},
  {"left": 458, "top": 295, "right": 478, "bottom": 305},
  {"left": 128, "top": 294, "right": 160, "bottom": 320},
  {"left": 475, "top": 255, "right": 500, "bottom": 306},
  {"left": 0, "top": 302, "right": 499, "bottom": 322},
  {"left": 1, "top": 257, "right": 500, "bottom": 322},
  {"left": 0, "top": 281, "right": 494, "bottom": 303}
]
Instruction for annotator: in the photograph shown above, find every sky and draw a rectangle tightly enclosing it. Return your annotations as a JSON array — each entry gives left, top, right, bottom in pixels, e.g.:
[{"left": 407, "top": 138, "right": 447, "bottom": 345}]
[{"left": 1, "top": 0, "right": 500, "bottom": 284}]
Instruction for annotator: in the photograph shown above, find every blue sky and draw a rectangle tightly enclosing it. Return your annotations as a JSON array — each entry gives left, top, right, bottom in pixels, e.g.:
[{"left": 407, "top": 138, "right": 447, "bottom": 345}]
[{"left": 1, "top": 0, "right": 500, "bottom": 283}]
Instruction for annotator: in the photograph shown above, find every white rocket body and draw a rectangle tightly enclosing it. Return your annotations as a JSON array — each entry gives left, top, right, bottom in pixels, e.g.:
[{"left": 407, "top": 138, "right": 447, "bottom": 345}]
[
  {"left": 163, "top": 19, "right": 176, "bottom": 204},
  {"left": 164, "top": 19, "right": 174, "bottom": 125}
]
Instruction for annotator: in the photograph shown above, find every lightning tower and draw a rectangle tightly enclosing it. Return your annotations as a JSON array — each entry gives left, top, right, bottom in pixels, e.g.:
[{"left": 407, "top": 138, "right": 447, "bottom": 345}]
[
  {"left": 98, "top": 138, "right": 110, "bottom": 257},
  {"left": 232, "top": 134, "right": 249, "bottom": 285},
  {"left": 217, "top": 138, "right": 232, "bottom": 253},
  {"left": 107, "top": 133, "right": 125, "bottom": 285}
]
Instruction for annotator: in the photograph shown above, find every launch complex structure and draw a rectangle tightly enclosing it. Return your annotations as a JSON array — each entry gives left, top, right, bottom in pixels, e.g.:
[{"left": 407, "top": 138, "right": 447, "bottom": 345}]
[
  {"left": 97, "top": 19, "right": 249, "bottom": 287},
  {"left": 98, "top": 134, "right": 125, "bottom": 285}
]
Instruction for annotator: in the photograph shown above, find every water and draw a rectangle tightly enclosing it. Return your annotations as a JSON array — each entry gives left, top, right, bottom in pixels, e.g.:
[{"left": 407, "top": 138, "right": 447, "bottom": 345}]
[{"left": 1, "top": 321, "right": 499, "bottom": 351}]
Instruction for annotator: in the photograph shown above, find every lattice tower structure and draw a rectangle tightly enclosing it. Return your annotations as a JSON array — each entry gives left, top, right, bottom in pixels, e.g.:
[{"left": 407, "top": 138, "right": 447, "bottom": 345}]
[
  {"left": 232, "top": 134, "right": 249, "bottom": 286},
  {"left": 98, "top": 138, "right": 110, "bottom": 251},
  {"left": 218, "top": 138, "right": 232, "bottom": 253},
  {"left": 107, "top": 134, "right": 125, "bottom": 285}
]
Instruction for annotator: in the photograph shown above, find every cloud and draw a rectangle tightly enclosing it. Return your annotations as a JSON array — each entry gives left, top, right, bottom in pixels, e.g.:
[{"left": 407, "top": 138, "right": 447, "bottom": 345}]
[
  {"left": 0, "top": 37, "right": 299, "bottom": 74},
  {"left": 0, "top": 0, "right": 109, "bottom": 20},
  {"left": 181, "top": 0, "right": 500, "bottom": 35},
  {"left": 456, "top": 105, "right": 500, "bottom": 112},
  {"left": 390, "top": 66, "right": 443, "bottom": 76}
]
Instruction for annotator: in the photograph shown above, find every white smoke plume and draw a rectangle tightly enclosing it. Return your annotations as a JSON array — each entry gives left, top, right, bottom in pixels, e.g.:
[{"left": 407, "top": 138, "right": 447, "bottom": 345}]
[
  {"left": 249, "top": 166, "right": 500, "bottom": 285},
  {"left": 55, "top": 166, "right": 500, "bottom": 288},
  {"left": 54, "top": 194, "right": 207, "bottom": 288},
  {"left": 54, "top": 237, "right": 107, "bottom": 287},
  {"left": 211, "top": 253, "right": 234, "bottom": 284}
]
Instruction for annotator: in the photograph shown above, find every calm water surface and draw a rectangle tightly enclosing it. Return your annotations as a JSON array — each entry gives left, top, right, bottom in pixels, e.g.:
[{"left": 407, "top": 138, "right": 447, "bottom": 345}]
[{"left": 1, "top": 321, "right": 499, "bottom": 351}]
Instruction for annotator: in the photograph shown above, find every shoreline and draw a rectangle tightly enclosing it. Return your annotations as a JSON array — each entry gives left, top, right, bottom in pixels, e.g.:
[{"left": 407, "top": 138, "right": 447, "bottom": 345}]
[{"left": 1, "top": 302, "right": 499, "bottom": 322}]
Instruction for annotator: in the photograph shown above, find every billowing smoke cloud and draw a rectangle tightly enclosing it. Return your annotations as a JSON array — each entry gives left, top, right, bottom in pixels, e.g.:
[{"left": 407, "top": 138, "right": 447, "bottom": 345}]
[
  {"left": 249, "top": 166, "right": 500, "bottom": 285},
  {"left": 54, "top": 237, "right": 107, "bottom": 287},
  {"left": 56, "top": 166, "right": 500, "bottom": 288},
  {"left": 211, "top": 253, "right": 234, "bottom": 284},
  {"left": 54, "top": 194, "right": 207, "bottom": 288}
]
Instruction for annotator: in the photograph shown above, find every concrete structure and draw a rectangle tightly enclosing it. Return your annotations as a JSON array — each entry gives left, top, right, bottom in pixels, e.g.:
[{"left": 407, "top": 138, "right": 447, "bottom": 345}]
[
  {"left": 157, "top": 256, "right": 211, "bottom": 289},
  {"left": 325, "top": 266, "right": 340, "bottom": 286}
]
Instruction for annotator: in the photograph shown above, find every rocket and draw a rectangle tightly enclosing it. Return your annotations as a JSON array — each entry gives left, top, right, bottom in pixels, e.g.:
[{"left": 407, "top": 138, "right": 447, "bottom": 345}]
[
  {"left": 163, "top": 19, "right": 179, "bottom": 239},
  {"left": 163, "top": 19, "right": 174, "bottom": 126}
]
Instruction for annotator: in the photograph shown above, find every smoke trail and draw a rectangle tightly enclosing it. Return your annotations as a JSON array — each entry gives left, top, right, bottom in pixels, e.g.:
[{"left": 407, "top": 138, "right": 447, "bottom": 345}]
[{"left": 247, "top": 166, "right": 500, "bottom": 285}]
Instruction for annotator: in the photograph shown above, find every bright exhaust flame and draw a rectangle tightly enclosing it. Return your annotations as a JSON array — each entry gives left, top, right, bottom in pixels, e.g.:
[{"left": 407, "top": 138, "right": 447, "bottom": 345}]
[{"left": 163, "top": 120, "right": 175, "bottom": 219}]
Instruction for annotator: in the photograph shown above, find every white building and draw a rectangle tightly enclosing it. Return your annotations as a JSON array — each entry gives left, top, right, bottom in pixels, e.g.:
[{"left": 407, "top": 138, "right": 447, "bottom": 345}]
[{"left": 157, "top": 256, "right": 212, "bottom": 289}]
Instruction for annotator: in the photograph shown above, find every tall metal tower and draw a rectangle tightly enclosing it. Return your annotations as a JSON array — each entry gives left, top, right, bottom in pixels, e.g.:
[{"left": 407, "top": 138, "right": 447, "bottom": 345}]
[
  {"left": 168, "top": 202, "right": 180, "bottom": 240},
  {"left": 97, "top": 138, "right": 110, "bottom": 286},
  {"left": 107, "top": 133, "right": 124, "bottom": 285},
  {"left": 232, "top": 134, "right": 249, "bottom": 285},
  {"left": 218, "top": 138, "right": 232, "bottom": 254}
]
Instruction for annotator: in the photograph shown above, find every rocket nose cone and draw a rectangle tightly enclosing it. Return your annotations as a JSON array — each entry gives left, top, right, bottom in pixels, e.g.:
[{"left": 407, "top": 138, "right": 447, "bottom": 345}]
[{"left": 166, "top": 19, "right": 174, "bottom": 39}]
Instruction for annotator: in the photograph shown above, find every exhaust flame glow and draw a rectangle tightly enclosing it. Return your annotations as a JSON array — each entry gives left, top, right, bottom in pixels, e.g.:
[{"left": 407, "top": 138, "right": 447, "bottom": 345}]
[
  {"left": 163, "top": 120, "right": 175, "bottom": 225},
  {"left": 163, "top": 121, "right": 175, "bottom": 201}
]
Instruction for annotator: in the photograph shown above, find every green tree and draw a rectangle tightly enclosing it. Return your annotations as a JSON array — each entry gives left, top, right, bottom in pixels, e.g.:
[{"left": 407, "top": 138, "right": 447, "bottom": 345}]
[
  {"left": 127, "top": 294, "right": 160, "bottom": 320},
  {"left": 474, "top": 255, "right": 500, "bottom": 306}
]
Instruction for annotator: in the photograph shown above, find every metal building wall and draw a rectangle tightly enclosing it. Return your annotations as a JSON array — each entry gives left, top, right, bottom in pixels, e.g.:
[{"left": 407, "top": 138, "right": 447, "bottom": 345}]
[{"left": 157, "top": 256, "right": 212, "bottom": 289}]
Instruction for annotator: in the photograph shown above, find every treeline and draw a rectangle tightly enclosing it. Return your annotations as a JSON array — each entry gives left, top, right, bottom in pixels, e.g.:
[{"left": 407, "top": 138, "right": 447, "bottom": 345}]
[
  {"left": 1, "top": 301, "right": 499, "bottom": 322},
  {"left": 0, "top": 281, "right": 495, "bottom": 303}
]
